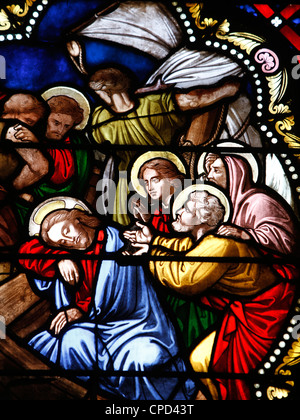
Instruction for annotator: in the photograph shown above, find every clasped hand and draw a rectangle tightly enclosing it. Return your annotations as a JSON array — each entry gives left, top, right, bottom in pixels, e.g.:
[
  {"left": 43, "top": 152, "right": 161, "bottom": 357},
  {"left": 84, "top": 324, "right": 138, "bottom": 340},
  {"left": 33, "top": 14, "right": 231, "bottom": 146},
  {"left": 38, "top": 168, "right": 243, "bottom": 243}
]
[{"left": 6, "top": 124, "right": 39, "bottom": 143}]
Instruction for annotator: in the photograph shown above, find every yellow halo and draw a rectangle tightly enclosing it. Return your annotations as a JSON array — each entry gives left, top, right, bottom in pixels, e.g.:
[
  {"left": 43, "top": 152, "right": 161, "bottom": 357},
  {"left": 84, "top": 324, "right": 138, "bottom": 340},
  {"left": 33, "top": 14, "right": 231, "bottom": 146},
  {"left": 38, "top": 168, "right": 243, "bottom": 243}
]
[
  {"left": 29, "top": 196, "right": 92, "bottom": 237},
  {"left": 42, "top": 86, "right": 91, "bottom": 130},
  {"left": 131, "top": 151, "right": 187, "bottom": 198},
  {"left": 197, "top": 141, "right": 260, "bottom": 183},
  {"left": 173, "top": 184, "right": 231, "bottom": 222}
]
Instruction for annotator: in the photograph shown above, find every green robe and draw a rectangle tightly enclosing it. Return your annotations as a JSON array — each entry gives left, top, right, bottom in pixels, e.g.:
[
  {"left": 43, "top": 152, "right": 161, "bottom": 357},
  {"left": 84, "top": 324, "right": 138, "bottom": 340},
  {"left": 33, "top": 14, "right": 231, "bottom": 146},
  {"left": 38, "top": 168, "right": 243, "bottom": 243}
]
[
  {"left": 15, "top": 131, "right": 92, "bottom": 225},
  {"left": 91, "top": 92, "right": 186, "bottom": 226}
]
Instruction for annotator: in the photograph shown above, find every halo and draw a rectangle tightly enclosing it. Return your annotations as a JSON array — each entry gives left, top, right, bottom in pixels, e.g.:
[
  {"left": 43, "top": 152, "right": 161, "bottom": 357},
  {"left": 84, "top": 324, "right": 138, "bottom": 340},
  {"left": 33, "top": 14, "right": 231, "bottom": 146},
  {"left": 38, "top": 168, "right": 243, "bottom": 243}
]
[
  {"left": 42, "top": 87, "right": 91, "bottom": 130},
  {"left": 29, "top": 196, "right": 92, "bottom": 237},
  {"left": 131, "top": 151, "right": 187, "bottom": 198},
  {"left": 173, "top": 184, "right": 231, "bottom": 223},
  {"left": 197, "top": 141, "right": 260, "bottom": 183}
]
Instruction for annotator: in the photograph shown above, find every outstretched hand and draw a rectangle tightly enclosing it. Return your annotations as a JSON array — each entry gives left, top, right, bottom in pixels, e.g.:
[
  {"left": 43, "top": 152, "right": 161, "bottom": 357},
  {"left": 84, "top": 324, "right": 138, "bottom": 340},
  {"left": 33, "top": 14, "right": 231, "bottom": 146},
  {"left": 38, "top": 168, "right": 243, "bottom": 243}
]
[{"left": 123, "top": 222, "right": 153, "bottom": 244}]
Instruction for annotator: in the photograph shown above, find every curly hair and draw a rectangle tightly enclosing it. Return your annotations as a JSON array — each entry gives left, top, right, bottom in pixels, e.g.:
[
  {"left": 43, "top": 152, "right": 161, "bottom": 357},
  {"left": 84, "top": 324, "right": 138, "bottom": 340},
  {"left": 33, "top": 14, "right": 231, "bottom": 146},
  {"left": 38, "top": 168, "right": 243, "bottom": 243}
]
[
  {"left": 189, "top": 191, "right": 225, "bottom": 227},
  {"left": 47, "top": 96, "right": 84, "bottom": 126}
]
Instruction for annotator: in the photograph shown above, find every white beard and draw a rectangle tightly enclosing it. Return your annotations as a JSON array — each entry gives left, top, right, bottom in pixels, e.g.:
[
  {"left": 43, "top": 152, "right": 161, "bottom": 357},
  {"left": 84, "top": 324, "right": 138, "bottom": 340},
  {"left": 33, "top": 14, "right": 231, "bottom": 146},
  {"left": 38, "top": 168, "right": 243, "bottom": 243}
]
[{"left": 172, "top": 220, "right": 193, "bottom": 233}]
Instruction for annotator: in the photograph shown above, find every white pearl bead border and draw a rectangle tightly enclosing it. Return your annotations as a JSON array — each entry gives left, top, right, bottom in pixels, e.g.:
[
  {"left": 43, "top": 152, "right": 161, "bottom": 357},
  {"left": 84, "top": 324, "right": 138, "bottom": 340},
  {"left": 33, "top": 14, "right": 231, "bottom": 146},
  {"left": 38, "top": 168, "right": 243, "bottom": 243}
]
[{"left": 0, "top": 0, "right": 49, "bottom": 41}]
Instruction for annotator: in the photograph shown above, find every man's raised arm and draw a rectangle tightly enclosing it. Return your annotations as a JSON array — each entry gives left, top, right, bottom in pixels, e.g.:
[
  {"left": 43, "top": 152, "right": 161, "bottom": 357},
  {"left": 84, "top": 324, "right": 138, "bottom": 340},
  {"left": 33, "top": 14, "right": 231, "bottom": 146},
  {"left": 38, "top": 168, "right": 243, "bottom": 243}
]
[
  {"left": 175, "top": 80, "right": 240, "bottom": 112},
  {"left": 6, "top": 125, "right": 49, "bottom": 190}
]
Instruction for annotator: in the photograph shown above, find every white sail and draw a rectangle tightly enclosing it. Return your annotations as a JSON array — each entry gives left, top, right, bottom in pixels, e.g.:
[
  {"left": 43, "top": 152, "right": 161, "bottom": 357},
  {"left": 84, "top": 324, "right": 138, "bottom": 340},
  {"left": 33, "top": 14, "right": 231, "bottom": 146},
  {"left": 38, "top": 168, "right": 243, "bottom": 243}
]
[
  {"left": 146, "top": 48, "right": 245, "bottom": 88},
  {"left": 77, "top": 1, "right": 183, "bottom": 59}
]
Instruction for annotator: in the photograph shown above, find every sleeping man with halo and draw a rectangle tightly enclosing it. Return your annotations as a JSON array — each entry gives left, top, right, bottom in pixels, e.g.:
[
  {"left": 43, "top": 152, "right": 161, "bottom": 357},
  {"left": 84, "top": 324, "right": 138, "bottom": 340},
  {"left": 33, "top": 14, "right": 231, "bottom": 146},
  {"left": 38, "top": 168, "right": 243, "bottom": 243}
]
[{"left": 18, "top": 196, "right": 198, "bottom": 401}]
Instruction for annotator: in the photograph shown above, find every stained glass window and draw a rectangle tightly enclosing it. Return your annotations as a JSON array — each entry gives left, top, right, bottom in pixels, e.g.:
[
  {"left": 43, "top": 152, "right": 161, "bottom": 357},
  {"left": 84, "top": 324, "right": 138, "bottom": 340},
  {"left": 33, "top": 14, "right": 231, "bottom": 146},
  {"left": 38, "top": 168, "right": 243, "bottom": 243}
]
[{"left": 0, "top": 0, "right": 300, "bottom": 406}]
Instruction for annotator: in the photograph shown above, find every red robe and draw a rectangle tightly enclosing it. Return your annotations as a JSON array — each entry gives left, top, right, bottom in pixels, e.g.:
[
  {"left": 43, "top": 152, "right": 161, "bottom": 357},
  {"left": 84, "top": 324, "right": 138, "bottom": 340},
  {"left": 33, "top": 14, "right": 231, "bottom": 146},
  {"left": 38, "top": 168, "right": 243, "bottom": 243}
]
[
  {"left": 47, "top": 137, "right": 75, "bottom": 185},
  {"left": 19, "top": 230, "right": 105, "bottom": 313},
  {"left": 151, "top": 206, "right": 171, "bottom": 233},
  {"left": 201, "top": 278, "right": 296, "bottom": 400}
]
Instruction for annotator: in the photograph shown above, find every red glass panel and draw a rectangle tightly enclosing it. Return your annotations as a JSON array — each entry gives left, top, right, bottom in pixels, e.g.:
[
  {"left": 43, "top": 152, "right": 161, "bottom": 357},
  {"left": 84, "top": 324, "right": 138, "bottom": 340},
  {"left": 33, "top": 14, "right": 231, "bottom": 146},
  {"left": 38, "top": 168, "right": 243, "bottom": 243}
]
[
  {"left": 280, "top": 25, "right": 300, "bottom": 50},
  {"left": 254, "top": 4, "right": 275, "bottom": 18},
  {"left": 280, "top": 5, "right": 300, "bottom": 20}
]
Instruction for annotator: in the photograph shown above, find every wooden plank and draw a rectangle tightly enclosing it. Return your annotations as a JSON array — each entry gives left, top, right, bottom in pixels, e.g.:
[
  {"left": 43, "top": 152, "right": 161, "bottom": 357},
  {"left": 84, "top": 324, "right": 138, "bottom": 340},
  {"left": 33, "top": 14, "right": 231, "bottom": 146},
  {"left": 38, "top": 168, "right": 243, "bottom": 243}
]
[
  {"left": 0, "top": 376, "right": 89, "bottom": 400},
  {"left": 0, "top": 336, "right": 89, "bottom": 399},
  {"left": 10, "top": 300, "right": 51, "bottom": 339},
  {"left": 0, "top": 262, "right": 14, "bottom": 283},
  {"left": 0, "top": 275, "right": 107, "bottom": 399},
  {"left": 0, "top": 344, "right": 20, "bottom": 371},
  {"left": 0, "top": 274, "right": 40, "bottom": 325},
  {"left": 0, "top": 336, "right": 107, "bottom": 399},
  {"left": 0, "top": 335, "right": 48, "bottom": 371}
]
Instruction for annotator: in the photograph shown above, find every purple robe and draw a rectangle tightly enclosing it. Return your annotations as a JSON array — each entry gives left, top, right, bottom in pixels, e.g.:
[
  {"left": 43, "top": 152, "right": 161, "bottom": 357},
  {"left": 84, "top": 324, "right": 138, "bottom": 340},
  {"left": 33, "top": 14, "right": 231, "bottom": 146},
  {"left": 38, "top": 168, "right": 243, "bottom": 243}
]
[{"left": 225, "top": 156, "right": 299, "bottom": 255}]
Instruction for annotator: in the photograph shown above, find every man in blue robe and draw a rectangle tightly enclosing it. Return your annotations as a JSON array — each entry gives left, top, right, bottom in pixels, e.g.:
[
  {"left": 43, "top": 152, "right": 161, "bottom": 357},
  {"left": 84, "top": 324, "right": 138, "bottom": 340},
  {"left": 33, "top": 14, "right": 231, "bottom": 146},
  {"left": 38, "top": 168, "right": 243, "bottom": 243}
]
[{"left": 19, "top": 208, "right": 197, "bottom": 400}]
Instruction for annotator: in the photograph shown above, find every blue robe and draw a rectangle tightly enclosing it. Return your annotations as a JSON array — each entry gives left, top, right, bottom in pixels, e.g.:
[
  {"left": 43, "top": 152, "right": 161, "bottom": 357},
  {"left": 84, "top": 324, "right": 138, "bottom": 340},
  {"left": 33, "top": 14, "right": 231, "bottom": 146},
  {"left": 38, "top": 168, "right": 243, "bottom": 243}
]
[{"left": 28, "top": 227, "right": 196, "bottom": 400}]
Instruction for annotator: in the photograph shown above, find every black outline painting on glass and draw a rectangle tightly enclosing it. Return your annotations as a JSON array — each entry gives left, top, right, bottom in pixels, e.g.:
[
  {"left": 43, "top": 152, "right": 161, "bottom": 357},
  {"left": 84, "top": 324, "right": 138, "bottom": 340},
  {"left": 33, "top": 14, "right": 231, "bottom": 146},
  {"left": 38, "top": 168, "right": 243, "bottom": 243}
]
[{"left": 0, "top": 0, "right": 299, "bottom": 403}]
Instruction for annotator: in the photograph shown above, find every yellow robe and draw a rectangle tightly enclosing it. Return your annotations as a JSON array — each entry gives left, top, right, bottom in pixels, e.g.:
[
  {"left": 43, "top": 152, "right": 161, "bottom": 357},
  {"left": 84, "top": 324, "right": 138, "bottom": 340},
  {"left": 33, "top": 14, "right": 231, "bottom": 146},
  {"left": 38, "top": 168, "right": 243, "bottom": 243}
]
[
  {"left": 92, "top": 93, "right": 186, "bottom": 225},
  {"left": 150, "top": 234, "right": 295, "bottom": 400},
  {"left": 149, "top": 234, "right": 277, "bottom": 297}
]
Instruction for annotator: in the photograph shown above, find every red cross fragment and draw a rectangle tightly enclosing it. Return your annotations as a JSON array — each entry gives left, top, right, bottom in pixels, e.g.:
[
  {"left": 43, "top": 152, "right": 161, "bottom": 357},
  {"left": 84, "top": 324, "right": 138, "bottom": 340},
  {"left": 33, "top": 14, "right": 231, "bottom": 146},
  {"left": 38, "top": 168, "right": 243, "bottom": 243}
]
[
  {"left": 254, "top": 4, "right": 300, "bottom": 50},
  {"left": 280, "top": 25, "right": 300, "bottom": 50},
  {"left": 254, "top": 4, "right": 274, "bottom": 18},
  {"left": 280, "top": 5, "right": 300, "bottom": 20}
]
